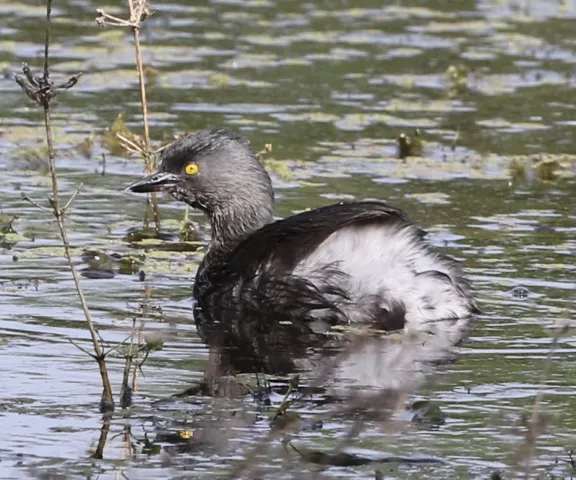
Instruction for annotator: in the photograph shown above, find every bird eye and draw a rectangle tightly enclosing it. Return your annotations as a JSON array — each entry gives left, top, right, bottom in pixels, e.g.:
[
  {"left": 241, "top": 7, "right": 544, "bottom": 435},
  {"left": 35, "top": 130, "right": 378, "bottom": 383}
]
[{"left": 184, "top": 163, "right": 199, "bottom": 175}]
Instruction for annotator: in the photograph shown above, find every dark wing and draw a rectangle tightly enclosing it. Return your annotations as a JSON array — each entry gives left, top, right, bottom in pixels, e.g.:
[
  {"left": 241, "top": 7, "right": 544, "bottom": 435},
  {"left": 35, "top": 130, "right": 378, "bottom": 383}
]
[{"left": 223, "top": 201, "right": 418, "bottom": 275}]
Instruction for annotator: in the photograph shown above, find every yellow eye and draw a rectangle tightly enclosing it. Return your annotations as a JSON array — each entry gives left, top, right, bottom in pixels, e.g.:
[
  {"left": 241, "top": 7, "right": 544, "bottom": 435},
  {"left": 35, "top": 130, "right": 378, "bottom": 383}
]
[{"left": 184, "top": 163, "right": 199, "bottom": 175}]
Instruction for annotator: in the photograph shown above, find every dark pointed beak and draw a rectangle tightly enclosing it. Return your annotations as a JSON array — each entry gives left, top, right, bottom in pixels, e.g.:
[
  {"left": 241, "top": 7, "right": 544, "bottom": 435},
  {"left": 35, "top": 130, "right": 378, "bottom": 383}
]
[{"left": 126, "top": 172, "right": 181, "bottom": 193}]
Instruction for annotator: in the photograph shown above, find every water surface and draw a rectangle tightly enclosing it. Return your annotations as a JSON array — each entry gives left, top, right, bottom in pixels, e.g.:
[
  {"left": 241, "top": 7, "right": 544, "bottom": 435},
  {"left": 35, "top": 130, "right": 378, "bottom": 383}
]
[{"left": 1, "top": 0, "right": 575, "bottom": 478}]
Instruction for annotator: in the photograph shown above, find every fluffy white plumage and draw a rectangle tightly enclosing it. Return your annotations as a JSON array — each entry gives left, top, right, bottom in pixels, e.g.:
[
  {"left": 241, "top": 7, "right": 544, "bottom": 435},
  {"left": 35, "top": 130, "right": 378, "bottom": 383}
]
[{"left": 293, "top": 222, "right": 473, "bottom": 343}]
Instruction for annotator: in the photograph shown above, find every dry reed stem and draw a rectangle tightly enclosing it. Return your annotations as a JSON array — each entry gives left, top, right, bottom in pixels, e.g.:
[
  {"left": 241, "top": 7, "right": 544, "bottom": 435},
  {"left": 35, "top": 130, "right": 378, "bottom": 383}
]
[
  {"left": 96, "top": 0, "right": 161, "bottom": 232},
  {"left": 128, "top": 0, "right": 161, "bottom": 232},
  {"left": 15, "top": 0, "right": 114, "bottom": 411},
  {"left": 96, "top": 0, "right": 160, "bottom": 405},
  {"left": 128, "top": 0, "right": 151, "bottom": 149}
]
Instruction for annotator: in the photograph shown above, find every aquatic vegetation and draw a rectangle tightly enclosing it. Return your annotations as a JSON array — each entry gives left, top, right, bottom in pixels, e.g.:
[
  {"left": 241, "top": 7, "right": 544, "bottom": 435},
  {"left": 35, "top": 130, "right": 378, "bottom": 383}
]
[
  {"left": 143, "top": 64, "right": 160, "bottom": 86},
  {"left": 0, "top": 214, "right": 27, "bottom": 248},
  {"left": 178, "top": 206, "right": 199, "bottom": 242},
  {"left": 100, "top": 113, "right": 133, "bottom": 157},
  {"left": 74, "top": 133, "right": 94, "bottom": 159},
  {"left": 0, "top": 214, "right": 20, "bottom": 235},
  {"left": 8, "top": 145, "right": 50, "bottom": 171},
  {"left": 409, "top": 400, "right": 446, "bottom": 426},
  {"left": 508, "top": 154, "right": 576, "bottom": 185},
  {"left": 256, "top": 142, "right": 296, "bottom": 180},
  {"left": 396, "top": 129, "right": 424, "bottom": 159},
  {"left": 535, "top": 156, "right": 561, "bottom": 182},
  {"left": 445, "top": 64, "right": 469, "bottom": 98},
  {"left": 80, "top": 249, "right": 144, "bottom": 279}
]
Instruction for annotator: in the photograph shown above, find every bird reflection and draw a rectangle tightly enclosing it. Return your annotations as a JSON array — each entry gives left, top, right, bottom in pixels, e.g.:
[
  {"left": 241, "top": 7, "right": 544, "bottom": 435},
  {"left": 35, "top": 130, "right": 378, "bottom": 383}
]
[{"left": 193, "top": 302, "right": 469, "bottom": 396}]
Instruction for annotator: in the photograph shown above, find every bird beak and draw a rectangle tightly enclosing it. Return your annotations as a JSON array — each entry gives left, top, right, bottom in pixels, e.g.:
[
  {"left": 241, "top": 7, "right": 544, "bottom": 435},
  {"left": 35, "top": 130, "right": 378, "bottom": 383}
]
[{"left": 126, "top": 172, "right": 181, "bottom": 193}]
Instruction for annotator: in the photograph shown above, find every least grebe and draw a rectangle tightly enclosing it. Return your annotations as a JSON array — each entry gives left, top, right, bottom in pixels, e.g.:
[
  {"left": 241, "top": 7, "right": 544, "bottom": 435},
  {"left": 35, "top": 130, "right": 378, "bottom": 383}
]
[{"left": 127, "top": 129, "right": 477, "bottom": 339}]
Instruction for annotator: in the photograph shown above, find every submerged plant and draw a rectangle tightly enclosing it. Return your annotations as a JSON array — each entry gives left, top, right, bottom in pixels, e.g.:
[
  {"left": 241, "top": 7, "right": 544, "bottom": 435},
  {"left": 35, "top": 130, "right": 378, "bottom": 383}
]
[
  {"left": 255, "top": 142, "right": 296, "bottom": 181},
  {"left": 396, "top": 129, "right": 424, "bottom": 159},
  {"left": 445, "top": 64, "right": 469, "bottom": 98},
  {"left": 535, "top": 156, "right": 561, "bottom": 182},
  {"left": 74, "top": 133, "right": 94, "bottom": 158},
  {"left": 179, "top": 205, "right": 199, "bottom": 242},
  {"left": 0, "top": 214, "right": 20, "bottom": 235},
  {"left": 0, "top": 214, "right": 26, "bottom": 248},
  {"left": 9, "top": 144, "right": 51, "bottom": 171},
  {"left": 508, "top": 155, "right": 573, "bottom": 185},
  {"left": 101, "top": 113, "right": 133, "bottom": 157}
]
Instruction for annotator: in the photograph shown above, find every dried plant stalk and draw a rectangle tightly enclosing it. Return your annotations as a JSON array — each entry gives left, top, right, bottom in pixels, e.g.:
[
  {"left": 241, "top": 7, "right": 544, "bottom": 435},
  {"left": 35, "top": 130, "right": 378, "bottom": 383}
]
[
  {"left": 16, "top": 0, "right": 114, "bottom": 411},
  {"left": 96, "top": 0, "right": 161, "bottom": 232}
]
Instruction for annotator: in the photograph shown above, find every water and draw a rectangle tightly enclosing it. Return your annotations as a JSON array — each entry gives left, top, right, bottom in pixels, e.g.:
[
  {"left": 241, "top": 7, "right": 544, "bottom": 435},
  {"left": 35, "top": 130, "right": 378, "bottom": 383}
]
[{"left": 1, "top": 0, "right": 575, "bottom": 478}]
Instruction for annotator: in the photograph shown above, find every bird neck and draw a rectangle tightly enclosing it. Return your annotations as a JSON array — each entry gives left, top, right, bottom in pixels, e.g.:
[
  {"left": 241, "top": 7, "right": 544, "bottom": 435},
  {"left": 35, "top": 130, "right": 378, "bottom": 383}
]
[{"left": 207, "top": 202, "right": 274, "bottom": 254}]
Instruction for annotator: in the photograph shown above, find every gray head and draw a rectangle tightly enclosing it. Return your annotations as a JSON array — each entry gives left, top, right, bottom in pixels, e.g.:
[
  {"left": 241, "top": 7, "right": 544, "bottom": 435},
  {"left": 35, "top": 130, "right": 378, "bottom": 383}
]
[{"left": 127, "top": 129, "right": 275, "bottom": 247}]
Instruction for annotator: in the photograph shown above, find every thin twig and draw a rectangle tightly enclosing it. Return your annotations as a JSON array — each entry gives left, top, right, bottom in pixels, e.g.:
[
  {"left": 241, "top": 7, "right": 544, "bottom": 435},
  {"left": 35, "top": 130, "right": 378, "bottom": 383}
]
[
  {"left": 96, "top": 329, "right": 107, "bottom": 350},
  {"left": 21, "top": 193, "right": 52, "bottom": 213},
  {"left": 270, "top": 375, "right": 299, "bottom": 421},
  {"left": 62, "top": 183, "right": 84, "bottom": 213},
  {"left": 42, "top": 0, "right": 51, "bottom": 81},
  {"left": 104, "top": 332, "right": 136, "bottom": 357},
  {"left": 136, "top": 347, "right": 151, "bottom": 374},
  {"left": 96, "top": 10, "right": 131, "bottom": 27},
  {"left": 116, "top": 133, "right": 145, "bottom": 155},
  {"left": 131, "top": 19, "right": 150, "bottom": 151},
  {"left": 129, "top": 317, "right": 140, "bottom": 393},
  {"left": 69, "top": 338, "right": 97, "bottom": 358}
]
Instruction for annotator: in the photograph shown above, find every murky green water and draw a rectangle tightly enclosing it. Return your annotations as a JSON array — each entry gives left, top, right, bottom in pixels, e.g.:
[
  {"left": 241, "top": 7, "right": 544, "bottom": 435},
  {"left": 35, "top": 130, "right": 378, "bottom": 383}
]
[{"left": 1, "top": 0, "right": 575, "bottom": 478}]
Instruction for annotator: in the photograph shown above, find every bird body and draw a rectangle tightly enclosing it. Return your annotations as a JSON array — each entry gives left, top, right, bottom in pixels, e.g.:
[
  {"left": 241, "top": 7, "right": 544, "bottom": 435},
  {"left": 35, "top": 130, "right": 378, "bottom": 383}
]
[{"left": 128, "top": 129, "right": 477, "bottom": 342}]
